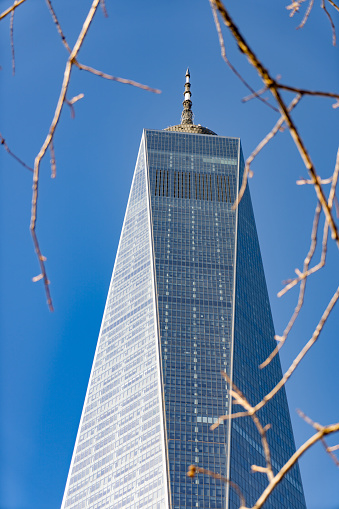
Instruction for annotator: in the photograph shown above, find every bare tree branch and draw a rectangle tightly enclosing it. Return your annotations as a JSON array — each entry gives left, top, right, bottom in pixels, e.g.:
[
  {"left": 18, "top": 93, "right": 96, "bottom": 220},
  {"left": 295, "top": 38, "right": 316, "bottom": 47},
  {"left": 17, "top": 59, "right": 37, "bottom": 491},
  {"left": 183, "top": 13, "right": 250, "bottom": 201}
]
[
  {"left": 209, "top": 0, "right": 278, "bottom": 112},
  {"left": 260, "top": 202, "right": 322, "bottom": 368},
  {"left": 29, "top": 0, "right": 161, "bottom": 310},
  {"left": 219, "top": 371, "right": 275, "bottom": 482},
  {"left": 292, "top": 0, "right": 339, "bottom": 33},
  {"left": 322, "top": 0, "right": 337, "bottom": 44},
  {"left": 211, "top": 374, "right": 339, "bottom": 508},
  {"left": 29, "top": 0, "right": 103, "bottom": 310},
  {"left": 212, "top": 0, "right": 339, "bottom": 247},
  {"left": 216, "top": 283, "right": 339, "bottom": 427},
  {"left": 257, "top": 284, "right": 339, "bottom": 412},
  {"left": 297, "top": 410, "right": 339, "bottom": 466},
  {"left": 279, "top": 148, "right": 339, "bottom": 299},
  {"left": 30, "top": 56, "right": 73, "bottom": 310},
  {"left": 260, "top": 149, "right": 339, "bottom": 367},
  {"left": 252, "top": 420, "right": 339, "bottom": 508},
  {"left": 234, "top": 94, "right": 301, "bottom": 209}
]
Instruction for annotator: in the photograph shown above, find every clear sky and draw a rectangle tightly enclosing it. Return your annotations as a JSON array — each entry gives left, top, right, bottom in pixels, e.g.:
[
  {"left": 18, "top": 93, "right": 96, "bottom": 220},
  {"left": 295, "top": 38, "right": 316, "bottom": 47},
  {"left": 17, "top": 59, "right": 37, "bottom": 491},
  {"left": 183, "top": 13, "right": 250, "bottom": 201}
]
[{"left": 1, "top": 1, "right": 338, "bottom": 508}]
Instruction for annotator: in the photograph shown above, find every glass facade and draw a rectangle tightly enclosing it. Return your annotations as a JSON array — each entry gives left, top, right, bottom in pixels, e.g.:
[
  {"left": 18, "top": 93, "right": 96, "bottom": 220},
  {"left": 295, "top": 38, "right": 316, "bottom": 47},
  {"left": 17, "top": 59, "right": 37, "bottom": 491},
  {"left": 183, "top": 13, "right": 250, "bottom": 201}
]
[
  {"left": 229, "top": 150, "right": 306, "bottom": 508},
  {"left": 60, "top": 129, "right": 306, "bottom": 509},
  {"left": 60, "top": 141, "right": 169, "bottom": 509},
  {"left": 146, "top": 130, "right": 237, "bottom": 509}
]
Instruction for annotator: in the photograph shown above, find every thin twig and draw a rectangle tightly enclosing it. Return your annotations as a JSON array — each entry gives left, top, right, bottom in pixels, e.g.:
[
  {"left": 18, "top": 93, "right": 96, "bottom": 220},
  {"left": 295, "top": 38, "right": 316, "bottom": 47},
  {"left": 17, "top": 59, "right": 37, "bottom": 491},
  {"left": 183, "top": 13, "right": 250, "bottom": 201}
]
[
  {"left": 100, "top": 0, "right": 108, "bottom": 18},
  {"left": 74, "top": 61, "right": 161, "bottom": 93},
  {"left": 277, "top": 82, "right": 339, "bottom": 99},
  {"left": 286, "top": 0, "right": 306, "bottom": 17},
  {"left": 187, "top": 465, "right": 246, "bottom": 508},
  {"left": 219, "top": 371, "right": 275, "bottom": 482},
  {"left": 30, "top": 0, "right": 103, "bottom": 310},
  {"left": 234, "top": 94, "right": 301, "bottom": 209},
  {"left": 10, "top": 10, "right": 15, "bottom": 75},
  {"left": 327, "top": 444, "right": 339, "bottom": 451},
  {"left": 31, "top": 231, "right": 53, "bottom": 311},
  {"left": 277, "top": 148, "right": 339, "bottom": 298},
  {"left": 297, "top": 0, "right": 315, "bottom": 28},
  {"left": 297, "top": 409, "right": 321, "bottom": 429},
  {"left": 0, "top": 0, "right": 27, "bottom": 20},
  {"left": 242, "top": 85, "right": 269, "bottom": 103},
  {"left": 322, "top": 0, "right": 337, "bottom": 45},
  {"left": 0, "top": 133, "right": 33, "bottom": 171},
  {"left": 45, "top": 0, "right": 71, "bottom": 53},
  {"left": 278, "top": 221, "right": 327, "bottom": 296},
  {"left": 209, "top": 1, "right": 278, "bottom": 112},
  {"left": 50, "top": 141, "right": 56, "bottom": 178},
  {"left": 65, "top": 93, "right": 84, "bottom": 118},
  {"left": 297, "top": 176, "right": 332, "bottom": 184},
  {"left": 260, "top": 201, "right": 322, "bottom": 369},
  {"left": 321, "top": 438, "right": 339, "bottom": 466},
  {"left": 258, "top": 285, "right": 339, "bottom": 411}
]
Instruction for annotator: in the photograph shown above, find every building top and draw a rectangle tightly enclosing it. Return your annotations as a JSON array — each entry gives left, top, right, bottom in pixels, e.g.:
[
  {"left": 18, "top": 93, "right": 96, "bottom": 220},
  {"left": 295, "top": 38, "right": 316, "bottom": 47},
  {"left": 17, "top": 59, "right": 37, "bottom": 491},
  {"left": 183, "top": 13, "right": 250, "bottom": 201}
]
[{"left": 164, "top": 69, "right": 217, "bottom": 136}]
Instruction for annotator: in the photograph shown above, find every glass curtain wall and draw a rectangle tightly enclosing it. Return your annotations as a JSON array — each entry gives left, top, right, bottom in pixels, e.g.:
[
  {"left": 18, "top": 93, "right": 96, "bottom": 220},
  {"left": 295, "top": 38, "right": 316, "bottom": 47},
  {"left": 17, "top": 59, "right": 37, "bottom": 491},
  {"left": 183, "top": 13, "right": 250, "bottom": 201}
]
[
  {"left": 60, "top": 128, "right": 306, "bottom": 509},
  {"left": 60, "top": 140, "right": 169, "bottom": 509}
]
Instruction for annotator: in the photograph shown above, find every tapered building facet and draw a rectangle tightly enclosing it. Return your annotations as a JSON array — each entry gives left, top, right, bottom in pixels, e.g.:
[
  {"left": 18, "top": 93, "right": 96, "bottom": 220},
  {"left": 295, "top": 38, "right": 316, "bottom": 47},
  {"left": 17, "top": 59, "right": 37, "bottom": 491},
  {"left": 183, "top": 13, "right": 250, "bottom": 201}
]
[{"left": 61, "top": 71, "right": 306, "bottom": 509}]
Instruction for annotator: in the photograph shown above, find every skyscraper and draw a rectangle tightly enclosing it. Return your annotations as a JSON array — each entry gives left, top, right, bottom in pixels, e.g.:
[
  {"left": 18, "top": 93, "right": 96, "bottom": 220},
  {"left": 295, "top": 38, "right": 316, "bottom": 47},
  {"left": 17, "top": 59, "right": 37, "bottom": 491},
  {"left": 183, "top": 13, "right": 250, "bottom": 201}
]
[{"left": 60, "top": 70, "right": 306, "bottom": 509}]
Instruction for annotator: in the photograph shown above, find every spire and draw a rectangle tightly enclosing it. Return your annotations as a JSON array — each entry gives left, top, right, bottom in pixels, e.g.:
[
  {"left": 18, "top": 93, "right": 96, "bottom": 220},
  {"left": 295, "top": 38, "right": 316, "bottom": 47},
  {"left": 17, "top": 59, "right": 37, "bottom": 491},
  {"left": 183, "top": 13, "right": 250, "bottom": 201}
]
[
  {"left": 164, "top": 68, "right": 217, "bottom": 135},
  {"left": 181, "top": 68, "right": 193, "bottom": 125}
]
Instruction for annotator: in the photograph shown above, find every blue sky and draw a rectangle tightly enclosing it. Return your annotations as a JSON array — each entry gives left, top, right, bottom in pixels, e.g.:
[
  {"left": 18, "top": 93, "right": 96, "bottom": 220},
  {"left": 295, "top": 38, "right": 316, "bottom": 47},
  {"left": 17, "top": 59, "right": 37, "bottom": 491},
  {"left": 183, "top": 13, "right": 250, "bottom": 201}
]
[{"left": 1, "top": 1, "right": 339, "bottom": 508}]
